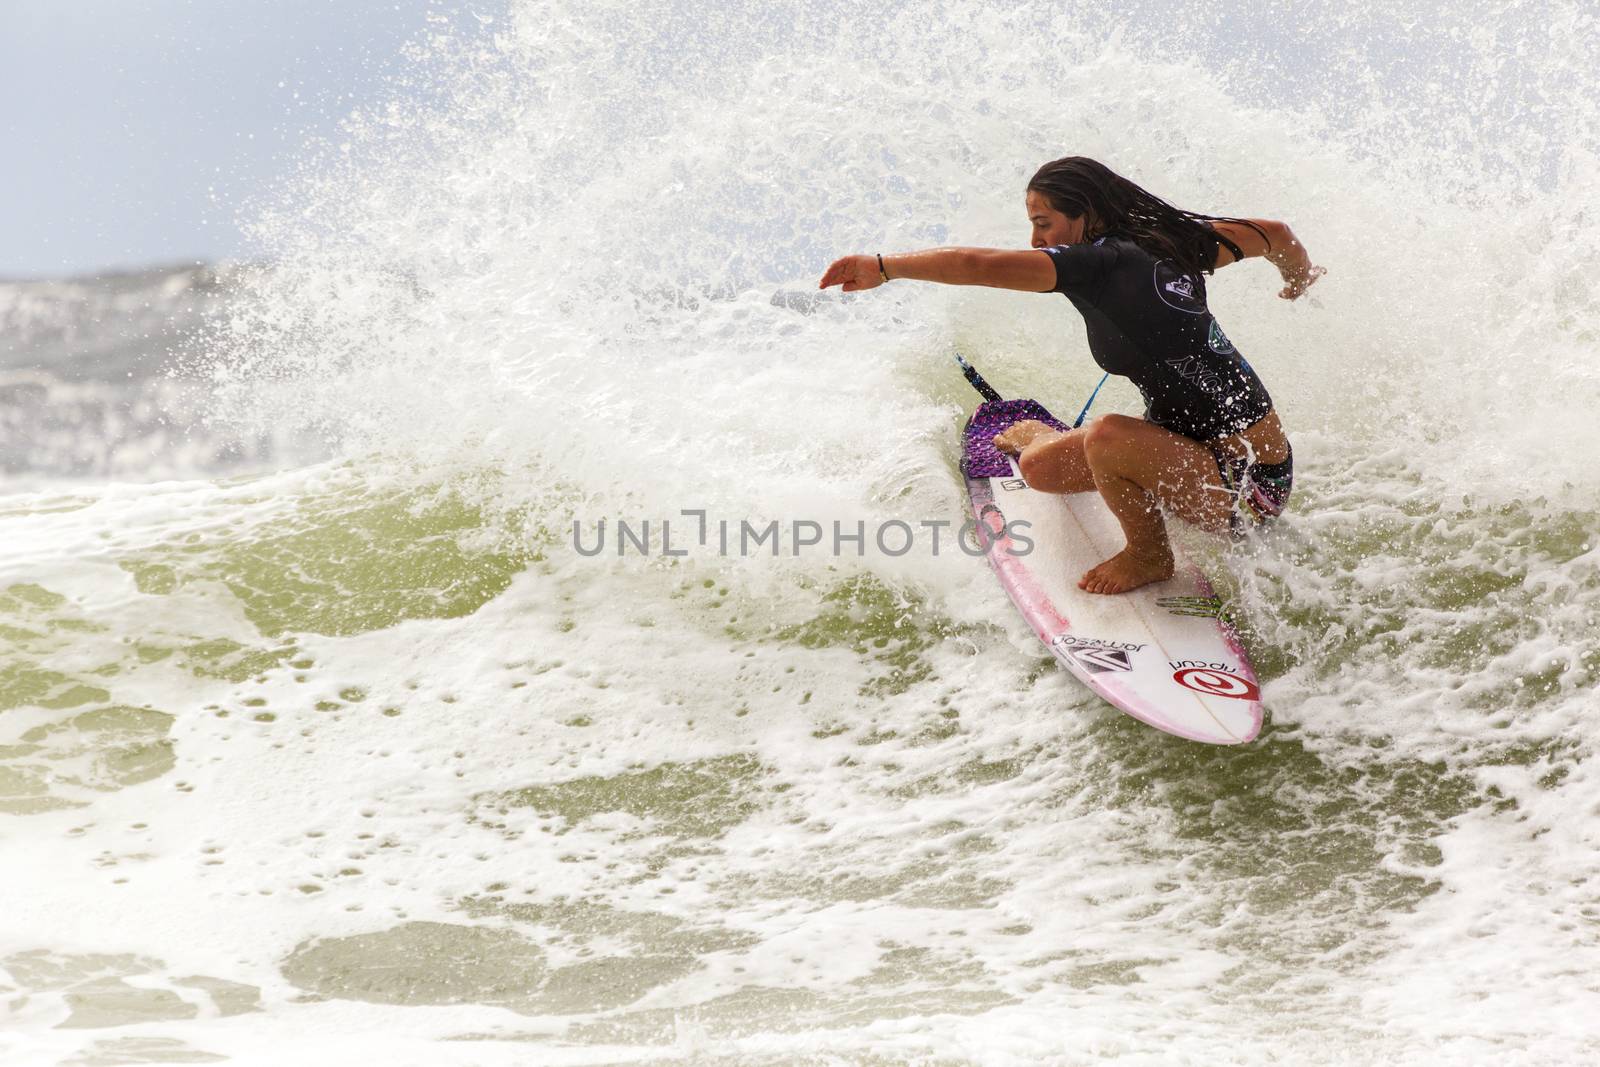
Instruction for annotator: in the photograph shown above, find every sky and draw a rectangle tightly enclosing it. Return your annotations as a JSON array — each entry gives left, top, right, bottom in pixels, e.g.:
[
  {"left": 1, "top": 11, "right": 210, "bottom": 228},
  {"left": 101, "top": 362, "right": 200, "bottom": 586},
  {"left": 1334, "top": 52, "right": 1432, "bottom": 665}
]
[{"left": 1, "top": 0, "right": 482, "bottom": 279}]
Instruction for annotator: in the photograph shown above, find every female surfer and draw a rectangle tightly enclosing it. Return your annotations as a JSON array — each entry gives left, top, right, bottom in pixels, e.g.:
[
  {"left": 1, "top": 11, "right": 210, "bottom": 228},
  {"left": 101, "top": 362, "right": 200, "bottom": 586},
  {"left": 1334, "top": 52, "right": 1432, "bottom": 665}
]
[{"left": 818, "top": 156, "right": 1323, "bottom": 594}]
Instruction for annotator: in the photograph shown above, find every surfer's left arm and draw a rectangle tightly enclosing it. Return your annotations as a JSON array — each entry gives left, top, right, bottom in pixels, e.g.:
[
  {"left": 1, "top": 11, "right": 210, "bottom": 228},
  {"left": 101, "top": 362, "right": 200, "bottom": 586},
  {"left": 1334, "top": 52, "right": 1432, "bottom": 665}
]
[
  {"left": 818, "top": 248, "right": 1056, "bottom": 293},
  {"left": 1210, "top": 219, "right": 1326, "bottom": 300}
]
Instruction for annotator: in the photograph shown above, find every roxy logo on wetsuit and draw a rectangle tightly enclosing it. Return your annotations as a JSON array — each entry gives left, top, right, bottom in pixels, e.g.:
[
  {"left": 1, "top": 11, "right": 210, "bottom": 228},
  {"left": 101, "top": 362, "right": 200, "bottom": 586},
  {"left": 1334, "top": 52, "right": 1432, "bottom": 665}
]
[
  {"left": 1164, "top": 353, "right": 1229, "bottom": 395},
  {"left": 1153, "top": 260, "right": 1205, "bottom": 314}
]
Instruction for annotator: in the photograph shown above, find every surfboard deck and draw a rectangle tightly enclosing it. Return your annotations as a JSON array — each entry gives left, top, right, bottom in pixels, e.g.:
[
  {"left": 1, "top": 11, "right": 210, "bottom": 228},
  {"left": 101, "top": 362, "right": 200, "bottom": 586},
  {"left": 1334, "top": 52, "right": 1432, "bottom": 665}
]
[{"left": 962, "top": 398, "right": 1264, "bottom": 744}]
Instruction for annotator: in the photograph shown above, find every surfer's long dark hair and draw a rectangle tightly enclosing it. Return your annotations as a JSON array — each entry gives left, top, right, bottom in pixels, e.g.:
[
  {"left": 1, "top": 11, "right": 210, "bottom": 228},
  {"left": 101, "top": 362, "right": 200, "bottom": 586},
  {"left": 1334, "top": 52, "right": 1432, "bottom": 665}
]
[{"left": 1027, "top": 156, "right": 1269, "bottom": 278}]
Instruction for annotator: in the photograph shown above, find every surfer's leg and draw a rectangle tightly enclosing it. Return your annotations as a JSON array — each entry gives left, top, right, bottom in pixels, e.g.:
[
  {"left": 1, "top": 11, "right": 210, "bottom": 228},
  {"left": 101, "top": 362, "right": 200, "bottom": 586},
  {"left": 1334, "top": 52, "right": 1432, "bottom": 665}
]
[
  {"left": 994, "top": 421, "right": 1095, "bottom": 494},
  {"left": 1077, "top": 414, "right": 1235, "bottom": 594}
]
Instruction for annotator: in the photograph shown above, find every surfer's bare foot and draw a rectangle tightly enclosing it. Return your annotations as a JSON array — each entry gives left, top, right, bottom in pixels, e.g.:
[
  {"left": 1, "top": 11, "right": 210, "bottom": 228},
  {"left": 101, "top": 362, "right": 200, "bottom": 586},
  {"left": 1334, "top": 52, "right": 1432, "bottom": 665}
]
[
  {"left": 1079, "top": 547, "right": 1174, "bottom": 595},
  {"left": 993, "top": 419, "right": 1057, "bottom": 454}
]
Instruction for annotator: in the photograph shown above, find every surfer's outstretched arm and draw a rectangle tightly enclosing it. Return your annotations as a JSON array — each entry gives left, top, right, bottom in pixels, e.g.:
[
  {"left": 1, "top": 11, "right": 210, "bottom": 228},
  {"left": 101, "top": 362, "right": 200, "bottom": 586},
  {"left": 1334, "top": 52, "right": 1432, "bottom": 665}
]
[
  {"left": 818, "top": 248, "right": 1056, "bottom": 294},
  {"left": 1209, "top": 218, "right": 1325, "bottom": 300}
]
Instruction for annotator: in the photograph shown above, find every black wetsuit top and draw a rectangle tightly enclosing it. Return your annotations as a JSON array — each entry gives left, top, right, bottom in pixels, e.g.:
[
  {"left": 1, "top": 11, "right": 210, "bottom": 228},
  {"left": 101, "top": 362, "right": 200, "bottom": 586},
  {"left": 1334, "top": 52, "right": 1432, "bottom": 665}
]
[{"left": 1041, "top": 235, "right": 1273, "bottom": 441}]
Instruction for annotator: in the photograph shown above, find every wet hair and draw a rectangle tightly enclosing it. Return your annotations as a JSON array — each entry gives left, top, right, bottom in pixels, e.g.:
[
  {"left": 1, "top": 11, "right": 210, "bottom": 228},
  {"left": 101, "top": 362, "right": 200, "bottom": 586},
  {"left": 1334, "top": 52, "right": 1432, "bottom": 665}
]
[{"left": 1027, "top": 156, "right": 1269, "bottom": 277}]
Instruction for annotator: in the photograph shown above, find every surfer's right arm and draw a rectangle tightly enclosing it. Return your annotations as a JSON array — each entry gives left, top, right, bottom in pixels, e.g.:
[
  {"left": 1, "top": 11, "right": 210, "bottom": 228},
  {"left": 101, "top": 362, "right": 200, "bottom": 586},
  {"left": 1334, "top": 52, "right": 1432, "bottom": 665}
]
[{"left": 818, "top": 249, "right": 1057, "bottom": 293}]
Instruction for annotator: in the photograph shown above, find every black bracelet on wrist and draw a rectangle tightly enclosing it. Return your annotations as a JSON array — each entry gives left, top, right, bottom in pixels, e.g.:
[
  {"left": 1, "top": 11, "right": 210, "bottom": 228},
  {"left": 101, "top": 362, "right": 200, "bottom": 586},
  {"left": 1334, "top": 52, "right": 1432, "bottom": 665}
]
[{"left": 877, "top": 253, "right": 890, "bottom": 282}]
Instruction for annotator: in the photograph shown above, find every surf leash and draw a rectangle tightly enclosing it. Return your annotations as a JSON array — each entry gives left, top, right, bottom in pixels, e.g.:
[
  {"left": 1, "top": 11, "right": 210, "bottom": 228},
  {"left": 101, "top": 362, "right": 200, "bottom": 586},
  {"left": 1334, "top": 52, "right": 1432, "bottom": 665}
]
[
  {"left": 1071, "top": 373, "right": 1109, "bottom": 428},
  {"left": 953, "top": 351, "right": 1003, "bottom": 402},
  {"left": 953, "top": 351, "right": 1108, "bottom": 428}
]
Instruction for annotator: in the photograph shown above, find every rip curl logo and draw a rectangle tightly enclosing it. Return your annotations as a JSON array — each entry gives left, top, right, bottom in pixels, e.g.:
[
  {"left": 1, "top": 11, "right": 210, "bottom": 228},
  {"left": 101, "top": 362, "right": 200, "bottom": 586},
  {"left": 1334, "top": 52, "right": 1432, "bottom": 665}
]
[
  {"left": 1172, "top": 667, "right": 1259, "bottom": 701},
  {"left": 1207, "top": 320, "right": 1235, "bottom": 354},
  {"left": 1153, "top": 261, "right": 1205, "bottom": 314}
]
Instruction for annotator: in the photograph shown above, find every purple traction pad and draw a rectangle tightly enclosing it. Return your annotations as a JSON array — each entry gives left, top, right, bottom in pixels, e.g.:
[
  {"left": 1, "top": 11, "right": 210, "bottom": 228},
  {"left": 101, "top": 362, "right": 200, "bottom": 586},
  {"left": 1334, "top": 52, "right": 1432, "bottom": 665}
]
[{"left": 960, "top": 399, "right": 1071, "bottom": 478}]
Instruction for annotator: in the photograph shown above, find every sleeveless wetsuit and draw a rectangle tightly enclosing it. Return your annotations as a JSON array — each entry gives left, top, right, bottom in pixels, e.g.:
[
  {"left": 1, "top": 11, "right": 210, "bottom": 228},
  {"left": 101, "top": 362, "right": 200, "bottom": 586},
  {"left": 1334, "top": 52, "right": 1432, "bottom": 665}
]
[{"left": 1040, "top": 233, "right": 1291, "bottom": 528}]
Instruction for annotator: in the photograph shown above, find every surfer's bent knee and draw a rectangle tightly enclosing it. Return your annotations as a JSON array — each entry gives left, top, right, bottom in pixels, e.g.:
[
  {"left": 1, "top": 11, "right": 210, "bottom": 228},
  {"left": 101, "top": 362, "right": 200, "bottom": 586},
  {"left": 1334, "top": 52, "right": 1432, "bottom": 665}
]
[{"left": 1082, "top": 414, "right": 1139, "bottom": 458}]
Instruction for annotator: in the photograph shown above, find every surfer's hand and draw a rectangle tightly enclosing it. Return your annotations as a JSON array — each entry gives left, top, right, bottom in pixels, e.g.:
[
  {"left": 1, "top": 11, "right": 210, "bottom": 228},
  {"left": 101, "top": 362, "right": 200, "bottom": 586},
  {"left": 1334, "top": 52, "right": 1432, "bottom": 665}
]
[
  {"left": 818, "top": 255, "right": 884, "bottom": 293},
  {"left": 993, "top": 419, "right": 1060, "bottom": 454},
  {"left": 1278, "top": 262, "right": 1325, "bottom": 300}
]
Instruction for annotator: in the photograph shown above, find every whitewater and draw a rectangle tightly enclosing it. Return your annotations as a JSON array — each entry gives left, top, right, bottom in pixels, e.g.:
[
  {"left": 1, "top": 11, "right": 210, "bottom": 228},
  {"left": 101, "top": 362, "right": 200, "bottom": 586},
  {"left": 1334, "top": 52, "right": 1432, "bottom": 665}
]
[{"left": 4, "top": 1, "right": 1600, "bottom": 1063}]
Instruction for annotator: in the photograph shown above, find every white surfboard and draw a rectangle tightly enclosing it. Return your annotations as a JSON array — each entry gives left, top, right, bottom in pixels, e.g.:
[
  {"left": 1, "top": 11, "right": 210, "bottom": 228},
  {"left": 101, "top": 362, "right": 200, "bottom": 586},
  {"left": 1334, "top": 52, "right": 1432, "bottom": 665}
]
[{"left": 962, "top": 398, "right": 1264, "bottom": 744}]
